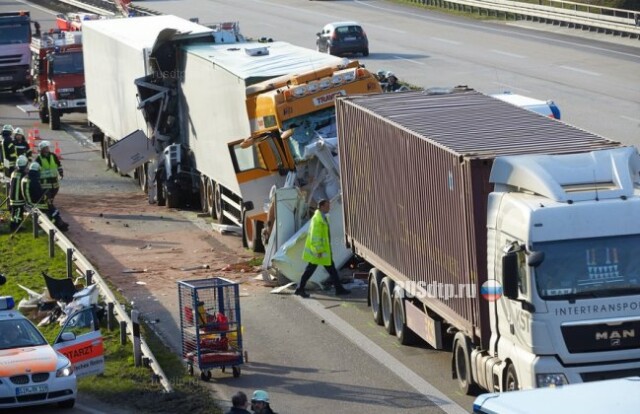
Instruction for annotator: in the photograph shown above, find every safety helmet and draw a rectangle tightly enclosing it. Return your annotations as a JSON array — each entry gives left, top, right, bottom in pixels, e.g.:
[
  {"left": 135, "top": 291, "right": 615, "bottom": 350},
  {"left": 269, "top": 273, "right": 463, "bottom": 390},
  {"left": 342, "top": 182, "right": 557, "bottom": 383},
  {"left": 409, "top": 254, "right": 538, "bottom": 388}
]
[
  {"left": 13, "top": 127, "right": 24, "bottom": 137},
  {"left": 39, "top": 140, "right": 51, "bottom": 150},
  {"left": 386, "top": 71, "right": 396, "bottom": 79},
  {"left": 16, "top": 155, "right": 28, "bottom": 168},
  {"left": 251, "top": 390, "right": 269, "bottom": 403},
  {"left": 2, "top": 124, "right": 13, "bottom": 133},
  {"left": 377, "top": 69, "right": 386, "bottom": 77},
  {"left": 29, "top": 162, "right": 41, "bottom": 171}
]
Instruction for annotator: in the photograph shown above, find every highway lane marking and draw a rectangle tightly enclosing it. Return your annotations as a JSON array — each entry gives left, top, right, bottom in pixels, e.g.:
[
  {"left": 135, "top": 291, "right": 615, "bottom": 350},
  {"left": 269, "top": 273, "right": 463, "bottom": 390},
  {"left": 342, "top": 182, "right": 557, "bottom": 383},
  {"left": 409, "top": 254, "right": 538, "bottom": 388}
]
[
  {"left": 620, "top": 115, "right": 640, "bottom": 124},
  {"left": 431, "top": 37, "right": 462, "bottom": 45},
  {"left": 353, "top": 0, "right": 640, "bottom": 59},
  {"left": 300, "top": 297, "right": 468, "bottom": 414},
  {"left": 491, "top": 49, "right": 526, "bottom": 59},
  {"left": 559, "top": 65, "right": 601, "bottom": 76},
  {"left": 394, "top": 56, "right": 426, "bottom": 65}
]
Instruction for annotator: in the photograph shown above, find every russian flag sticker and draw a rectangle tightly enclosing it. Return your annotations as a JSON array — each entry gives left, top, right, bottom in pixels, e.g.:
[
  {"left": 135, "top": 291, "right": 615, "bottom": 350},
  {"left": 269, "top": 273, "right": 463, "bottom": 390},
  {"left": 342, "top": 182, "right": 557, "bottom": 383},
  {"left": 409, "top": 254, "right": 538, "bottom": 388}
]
[{"left": 481, "top": 280, "right": 503, "bottom": 301}]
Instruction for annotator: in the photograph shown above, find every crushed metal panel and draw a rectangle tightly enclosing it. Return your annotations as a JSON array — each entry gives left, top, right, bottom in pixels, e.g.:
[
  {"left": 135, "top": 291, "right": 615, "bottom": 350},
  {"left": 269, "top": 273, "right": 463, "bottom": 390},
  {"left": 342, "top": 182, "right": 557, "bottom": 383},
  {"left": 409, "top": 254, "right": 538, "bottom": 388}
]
[{"left": 107, "top": 130, "right": 156, "bottom": 174}]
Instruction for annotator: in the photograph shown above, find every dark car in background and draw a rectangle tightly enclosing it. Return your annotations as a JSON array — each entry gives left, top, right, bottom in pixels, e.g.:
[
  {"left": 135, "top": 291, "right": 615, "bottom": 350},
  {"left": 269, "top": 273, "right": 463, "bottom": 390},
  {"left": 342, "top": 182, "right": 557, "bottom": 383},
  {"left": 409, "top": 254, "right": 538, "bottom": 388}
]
[{"left": 316, "top": 21, "right": 369, "bottom": 57}]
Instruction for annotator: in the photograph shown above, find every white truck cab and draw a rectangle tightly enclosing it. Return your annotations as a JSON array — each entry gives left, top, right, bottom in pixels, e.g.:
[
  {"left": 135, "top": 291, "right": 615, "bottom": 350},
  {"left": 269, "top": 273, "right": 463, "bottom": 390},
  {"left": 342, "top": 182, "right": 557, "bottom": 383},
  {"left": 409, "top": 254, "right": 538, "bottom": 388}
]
[
  {"left": 0, "top": 296, "right": 104, "bottom": 410},
  {"left": 473, "top": 376, "right": 640, "bottom": 413}
]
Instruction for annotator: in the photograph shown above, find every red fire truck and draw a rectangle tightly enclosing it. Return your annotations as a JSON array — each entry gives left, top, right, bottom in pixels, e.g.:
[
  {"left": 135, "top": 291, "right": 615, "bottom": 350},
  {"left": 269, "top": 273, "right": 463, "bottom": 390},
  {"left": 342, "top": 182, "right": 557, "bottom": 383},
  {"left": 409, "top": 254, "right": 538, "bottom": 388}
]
[
  {"left": 56, "top": 13, "right": 101, "bottom": 32},
  {"left": 30, "top": 30, "right": 85, "bottom": 130}
]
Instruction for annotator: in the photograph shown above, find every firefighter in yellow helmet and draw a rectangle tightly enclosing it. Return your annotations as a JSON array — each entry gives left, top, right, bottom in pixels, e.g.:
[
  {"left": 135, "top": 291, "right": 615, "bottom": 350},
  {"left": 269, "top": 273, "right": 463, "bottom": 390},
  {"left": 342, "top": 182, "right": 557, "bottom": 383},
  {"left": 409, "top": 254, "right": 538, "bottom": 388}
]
[{"left": 35, "top": 140, "right": 63, "bottom": 202}]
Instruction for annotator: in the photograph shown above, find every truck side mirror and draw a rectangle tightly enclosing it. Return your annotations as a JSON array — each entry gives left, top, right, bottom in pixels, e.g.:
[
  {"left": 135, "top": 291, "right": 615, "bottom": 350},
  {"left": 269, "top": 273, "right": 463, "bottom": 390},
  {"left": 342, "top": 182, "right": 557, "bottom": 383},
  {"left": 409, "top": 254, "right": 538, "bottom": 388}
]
[
  {"left": 527, "top": 250, "right": 545, "bottom": 267},
  {"left": 502, "top": 252, "right": 519, "bottom": 300}
]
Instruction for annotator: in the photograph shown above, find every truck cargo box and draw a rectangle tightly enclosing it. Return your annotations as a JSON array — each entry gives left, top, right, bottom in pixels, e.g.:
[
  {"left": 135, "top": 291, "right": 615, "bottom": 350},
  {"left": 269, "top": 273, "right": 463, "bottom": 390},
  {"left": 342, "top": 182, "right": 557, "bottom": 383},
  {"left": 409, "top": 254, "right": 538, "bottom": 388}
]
[
  {"left": 83, "top": 16, "right": 212, "bottom": 143},
  {"left": 336, "top": 90, "right": 622, "bottom": 343}
]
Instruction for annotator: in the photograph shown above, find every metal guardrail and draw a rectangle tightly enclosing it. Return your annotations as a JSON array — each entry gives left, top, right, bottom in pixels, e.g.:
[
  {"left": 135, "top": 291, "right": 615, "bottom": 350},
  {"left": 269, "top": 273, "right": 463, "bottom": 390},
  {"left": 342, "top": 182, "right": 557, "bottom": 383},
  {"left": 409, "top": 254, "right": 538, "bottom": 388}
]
[
  {"left": 407, "top": 0, "right": 640, "bottom": 38},
  {"left": 31, "top": 208, "right": 174, "bottom": 393}
]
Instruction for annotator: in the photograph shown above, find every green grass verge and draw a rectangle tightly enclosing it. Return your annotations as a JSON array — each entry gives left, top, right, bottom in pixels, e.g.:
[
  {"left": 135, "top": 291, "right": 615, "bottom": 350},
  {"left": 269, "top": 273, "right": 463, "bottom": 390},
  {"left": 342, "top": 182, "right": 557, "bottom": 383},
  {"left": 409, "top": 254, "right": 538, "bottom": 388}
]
[{"left": 0, "top": 196, "right": 221, "bottom": 414}]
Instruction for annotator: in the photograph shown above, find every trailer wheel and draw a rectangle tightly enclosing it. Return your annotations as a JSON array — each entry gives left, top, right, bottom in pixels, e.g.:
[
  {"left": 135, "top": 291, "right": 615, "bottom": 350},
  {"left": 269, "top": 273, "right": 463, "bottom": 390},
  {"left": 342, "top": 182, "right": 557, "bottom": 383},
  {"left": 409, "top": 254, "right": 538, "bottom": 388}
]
[
  {"left": 505, "top": 364, "right": 519, "bottom": 391},
  {"left": 102, "top": 139, "right": 113, "bottom": 170},
  {"left": 49, "top": 107, "right": 60, "bottom": 130},
  {"left": 380, "top": 277, "right": 395, "bottom": 335},
  {"left": 368, "top": 269, "right": 383, "bottom": 326},
  {"left": 39, "top": 105, "right": 49, "bottom": 124},
  {"left": 453, "top": 332, "right": 474, "bottom": 395},
  {"left": 138, "top": 164, "right": 148, "bottom": 193},
  {"left": 392, "top": 288, "right": 417, "bottom": 345},
  {"left": 214, "top": 183, "right": 231, "bottom": 224},
  {"left": 199, "top": 176, "right": 208, "bottom": 213},
  {"left": 206, "top": 178, "right": 217, "bottom": 219}
]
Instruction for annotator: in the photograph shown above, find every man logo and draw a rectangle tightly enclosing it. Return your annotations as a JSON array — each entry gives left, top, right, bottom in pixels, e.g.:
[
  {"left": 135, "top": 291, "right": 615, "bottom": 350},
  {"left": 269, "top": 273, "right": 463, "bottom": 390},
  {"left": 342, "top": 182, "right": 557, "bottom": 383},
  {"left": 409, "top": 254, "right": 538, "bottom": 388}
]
[{"left": 595, "top": 329, "right": 635, "bottom": 341}]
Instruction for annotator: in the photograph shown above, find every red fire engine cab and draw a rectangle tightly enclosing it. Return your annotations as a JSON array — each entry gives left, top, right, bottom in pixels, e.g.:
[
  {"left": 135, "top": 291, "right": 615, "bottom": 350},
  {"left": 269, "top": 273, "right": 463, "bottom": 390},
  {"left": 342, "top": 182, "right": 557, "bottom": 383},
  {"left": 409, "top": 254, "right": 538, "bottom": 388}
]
[{"left": 30, "top": 30, "right": 86, "bottom": 130}]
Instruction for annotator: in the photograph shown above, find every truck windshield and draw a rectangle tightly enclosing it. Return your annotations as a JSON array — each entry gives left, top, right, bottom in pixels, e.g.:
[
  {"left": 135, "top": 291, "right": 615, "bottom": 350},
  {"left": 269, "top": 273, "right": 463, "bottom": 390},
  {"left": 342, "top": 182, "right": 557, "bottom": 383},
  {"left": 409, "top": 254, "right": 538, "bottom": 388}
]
[
  {"left": 0, "top": 23, "right": 30, "bottom": 45},
  {"left": 53, "top": 52, "right": 84, "bottom": 75},
  {"left": 283, "top": 108, "right": 336, "bottom": 162},
  {"left": 534, "top": 235, "right": 640, "bottom": 300}
]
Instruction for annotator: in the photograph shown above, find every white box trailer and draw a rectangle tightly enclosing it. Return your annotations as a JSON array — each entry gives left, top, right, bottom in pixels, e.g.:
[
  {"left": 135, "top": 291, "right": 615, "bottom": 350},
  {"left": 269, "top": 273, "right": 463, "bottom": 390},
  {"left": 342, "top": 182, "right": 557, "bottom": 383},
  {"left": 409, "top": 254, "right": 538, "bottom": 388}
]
[{"left": 82, "top": 16, "right": 212, "bottom": 162}]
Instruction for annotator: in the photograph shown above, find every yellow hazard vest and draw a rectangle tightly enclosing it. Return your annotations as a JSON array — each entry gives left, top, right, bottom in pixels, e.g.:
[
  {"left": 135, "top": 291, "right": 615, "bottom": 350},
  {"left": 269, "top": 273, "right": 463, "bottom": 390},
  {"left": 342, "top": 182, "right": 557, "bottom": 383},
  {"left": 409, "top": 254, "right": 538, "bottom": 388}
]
[
  {"left": 302, "top": 209, "right": 332, "bottom": 266},
  {"left": 37, "top": 154, "right": 60, "bottom": 189}
]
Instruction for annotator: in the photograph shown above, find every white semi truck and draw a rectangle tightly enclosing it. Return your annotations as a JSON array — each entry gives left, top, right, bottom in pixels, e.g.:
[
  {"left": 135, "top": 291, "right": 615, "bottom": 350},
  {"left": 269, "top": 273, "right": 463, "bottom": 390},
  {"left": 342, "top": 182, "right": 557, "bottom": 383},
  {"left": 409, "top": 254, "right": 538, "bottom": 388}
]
[{"left": 336, "top": 90, "right": 640, "bottom": 393}]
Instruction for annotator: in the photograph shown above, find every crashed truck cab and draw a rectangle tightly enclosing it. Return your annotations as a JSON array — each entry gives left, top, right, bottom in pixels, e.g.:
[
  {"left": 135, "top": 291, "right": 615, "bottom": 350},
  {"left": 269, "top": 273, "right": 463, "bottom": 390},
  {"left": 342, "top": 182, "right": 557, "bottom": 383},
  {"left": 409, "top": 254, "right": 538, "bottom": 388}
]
[{"left": 0, "top": 295, "right": 104, "bottom": 410}]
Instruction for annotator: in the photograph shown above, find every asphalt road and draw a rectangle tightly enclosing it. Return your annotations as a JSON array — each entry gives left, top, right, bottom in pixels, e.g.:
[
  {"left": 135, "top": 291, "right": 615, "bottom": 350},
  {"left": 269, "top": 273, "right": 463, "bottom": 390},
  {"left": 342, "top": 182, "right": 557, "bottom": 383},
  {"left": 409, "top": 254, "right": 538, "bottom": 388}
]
[
  {"left": 137, "top": 0, "right": 640, "bottom": 145},
  {"left": 1, "top": 1, "right": 638, "bottom": 413}
]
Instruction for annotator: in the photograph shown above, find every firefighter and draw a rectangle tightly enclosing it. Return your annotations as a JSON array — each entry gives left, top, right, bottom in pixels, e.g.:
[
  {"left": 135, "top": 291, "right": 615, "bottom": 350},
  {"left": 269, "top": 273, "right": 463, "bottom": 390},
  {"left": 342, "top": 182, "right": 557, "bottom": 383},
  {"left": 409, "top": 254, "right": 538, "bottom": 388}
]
[
  {"left": 8, "top": 156, "right": 29, "bottom": 231},
  {"left": 35, "top": 140, "right": 63, "bottom": 202},
  {"left": 22, "top": 162, "right": 68, "bottom": 231},
  {"left": 1, "top": 124, "right": 16, "bottom": 176},
  {"left": 12, "top": 128, "right": 32, "bottom": 160}
]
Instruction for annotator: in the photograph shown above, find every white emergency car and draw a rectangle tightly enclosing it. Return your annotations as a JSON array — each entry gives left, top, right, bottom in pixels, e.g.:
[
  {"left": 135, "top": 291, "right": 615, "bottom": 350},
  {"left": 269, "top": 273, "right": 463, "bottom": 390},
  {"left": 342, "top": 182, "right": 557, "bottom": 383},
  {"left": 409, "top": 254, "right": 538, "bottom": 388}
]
[{"left": 0, "top": 296, "right": 104, "bottom": 410}]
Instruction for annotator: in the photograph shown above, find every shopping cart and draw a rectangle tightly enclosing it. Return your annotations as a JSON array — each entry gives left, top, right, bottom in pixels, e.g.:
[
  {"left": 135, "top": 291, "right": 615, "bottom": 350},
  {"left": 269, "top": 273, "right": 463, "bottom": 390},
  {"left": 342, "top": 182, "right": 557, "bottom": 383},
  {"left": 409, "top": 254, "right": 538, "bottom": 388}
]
[{"left": 178, "top": 277, "right": 244, "bottom": 381}]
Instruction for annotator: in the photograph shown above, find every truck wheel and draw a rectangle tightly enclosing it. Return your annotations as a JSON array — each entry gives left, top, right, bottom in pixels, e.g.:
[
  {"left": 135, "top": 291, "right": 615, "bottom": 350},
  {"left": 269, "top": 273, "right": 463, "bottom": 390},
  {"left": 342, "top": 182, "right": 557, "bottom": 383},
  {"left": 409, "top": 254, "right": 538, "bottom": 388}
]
[
  {"left": 164, "top": 181, "right": 180, "bottom": 208},
  {"left": 49, "top": 107, "right": 61, "bottom": 130},
  {"left": 156, "top": 177, "right": 166, "bottom": 206},
  {"left": 380, "top": 277, "right": 395, "bottom": 335},
  {"left": 505, "top": 364, "right": 519, "bottom": 391},
  {"left": 242, "top": 210, "right": 265, "bottom": 252},
  {"left": 453, "top": 332, "right": 474, "bottom": 395},
  {"left": 39, "top": 106, "right": 49, "bottom": 123},
  {"left": 139, "top": 164, "right": 148, "bottom": 193},
  {"left": 392, "top": 288, "right": 417, "bottom": 345},
  {"left": 199, "top": 176, "right": 208, "bottom": 213},
  {"left": 102, "top": 139, "right": 113, "bottom": 169},
  {"left": 368, "top": 269, "right": 383, "bottom": 326}
]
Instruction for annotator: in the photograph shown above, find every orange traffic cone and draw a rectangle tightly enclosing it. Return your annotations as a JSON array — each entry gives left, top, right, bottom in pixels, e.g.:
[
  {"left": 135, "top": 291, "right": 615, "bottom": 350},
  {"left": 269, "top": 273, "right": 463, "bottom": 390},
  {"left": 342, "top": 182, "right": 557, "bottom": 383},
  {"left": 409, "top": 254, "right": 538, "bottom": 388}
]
[
  {"left": 54, "top": 141, "right": 63, "bottom": 160},
  {"left": 28, "top": 134, "right": 36, "bottom": 151},
  {"left": 32, "top": 123, "right": 41, "bottom": 140}
]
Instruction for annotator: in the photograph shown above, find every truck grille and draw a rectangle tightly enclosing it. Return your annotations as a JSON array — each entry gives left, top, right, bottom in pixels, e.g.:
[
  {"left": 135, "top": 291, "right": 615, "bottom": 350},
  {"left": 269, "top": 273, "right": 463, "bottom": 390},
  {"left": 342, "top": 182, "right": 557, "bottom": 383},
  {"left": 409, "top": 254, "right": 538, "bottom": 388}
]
[
  {"left": 0, "top": 54, "right": 22, "bottom": 64},
  {"left": 562, "top": 319, "right": 640, "bottom": 353},
  {"left": 581, "top": 368, "right": 640, "bottom": 382}
]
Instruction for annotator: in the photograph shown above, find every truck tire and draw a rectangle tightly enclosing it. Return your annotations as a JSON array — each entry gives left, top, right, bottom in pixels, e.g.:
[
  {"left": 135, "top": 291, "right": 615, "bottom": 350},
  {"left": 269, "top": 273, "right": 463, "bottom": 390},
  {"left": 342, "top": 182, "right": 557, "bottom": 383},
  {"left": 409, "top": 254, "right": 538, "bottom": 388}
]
[
  {"left": 453, "top": 332, "right": 474, "bottom": 395},
  {"left": 139, "top": 164, "right": 148, "bottom": 193},
  {"left": 392, "top": 288, "right": 417, "bottom": 345},
  {"left": 214, "top": 183, "right": 231, "bottom": 225},
  {"left": 164, "top": 181, "right": 180, "bottom": 208},
  {"left": 505, "top": 364, "right": 519, "bottom": 391},
  {"left": 102, "top": 138, "right": 113, "bottom": 169},
  {"left": 206, "top": 178, "right": 216, "bottom": 219},
  {"left": 242, "top": 210, "right": 265, "bottom": 252},
  {"left": 39, "top": 105, "right": 49, "bottom": 123},
  {"left": 199, "top": 176, "right": 208, "bottom": 213},
  {"left": 368, "top": 269, "right": 383, "bottom": 326},
  {"left": 156, "top": 177, "right": 166, "bottom": 206},
  {"left": 380, "top": 277, "right": 395, "bottom": 335},
  {"left": 49, "top": 107, "right": 61, "bottom": 130}
]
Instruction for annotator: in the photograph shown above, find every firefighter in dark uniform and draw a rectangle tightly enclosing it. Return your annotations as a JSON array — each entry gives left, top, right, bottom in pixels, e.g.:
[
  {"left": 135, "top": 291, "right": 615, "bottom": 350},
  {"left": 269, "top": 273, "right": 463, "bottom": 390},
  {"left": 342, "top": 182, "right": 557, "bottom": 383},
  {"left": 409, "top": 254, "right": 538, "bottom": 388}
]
[
  {"left": 12, "top": 128, "right": 32, "bottom": 160},
  {"left": 35, "top": 140, "right": 63, "bottom": 202},
  {"left": 1, "top": 124, "right": 16, "bottom": 176},
  {"left": 8, "top": 155, "right": 29, "bottom": 231},
  {"left": 22, "top": 162, "right": 68, "bottom": 231}
]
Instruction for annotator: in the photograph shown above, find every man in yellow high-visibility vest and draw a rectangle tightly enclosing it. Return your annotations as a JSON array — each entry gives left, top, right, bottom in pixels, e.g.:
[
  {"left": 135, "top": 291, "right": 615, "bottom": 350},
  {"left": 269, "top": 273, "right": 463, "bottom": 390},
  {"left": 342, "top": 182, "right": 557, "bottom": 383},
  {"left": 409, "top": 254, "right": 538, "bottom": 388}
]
[
  {"left": 295, "top": 199, "right": 351, "bottom": 298},
  {"left": 35, "top": 140, "right": 63, "bottom": 202}
]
